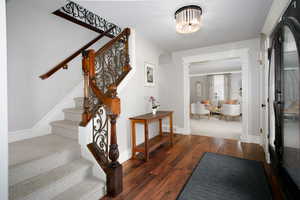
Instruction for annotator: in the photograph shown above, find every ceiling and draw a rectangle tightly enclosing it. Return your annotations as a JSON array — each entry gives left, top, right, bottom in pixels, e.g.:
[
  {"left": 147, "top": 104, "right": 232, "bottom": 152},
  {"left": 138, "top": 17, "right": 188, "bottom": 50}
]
[
  {"left": 189, "top": 58, "right": 241, "bottom": 75},
  {"left": 79, "top": 0, "right": 273, "bottom": 52}
]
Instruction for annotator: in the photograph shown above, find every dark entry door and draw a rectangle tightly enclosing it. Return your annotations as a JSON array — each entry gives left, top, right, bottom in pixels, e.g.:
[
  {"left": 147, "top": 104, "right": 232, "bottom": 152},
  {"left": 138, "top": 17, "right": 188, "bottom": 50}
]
[{"left": 268, "top": 1, "right": 300, "bottom": 199}]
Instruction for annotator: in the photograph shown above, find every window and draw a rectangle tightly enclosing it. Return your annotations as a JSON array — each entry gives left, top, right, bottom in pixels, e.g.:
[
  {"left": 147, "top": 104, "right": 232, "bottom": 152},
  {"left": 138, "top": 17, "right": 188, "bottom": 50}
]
[{"left": 213, "top": 75, "right": 224, "bottom": 100}]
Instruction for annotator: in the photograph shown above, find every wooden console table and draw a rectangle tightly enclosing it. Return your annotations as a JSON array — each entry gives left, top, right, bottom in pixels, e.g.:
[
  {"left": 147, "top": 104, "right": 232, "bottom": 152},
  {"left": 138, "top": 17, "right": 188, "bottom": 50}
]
[{"left": 129, "top": 111, "right": 174, "bottom": 161}]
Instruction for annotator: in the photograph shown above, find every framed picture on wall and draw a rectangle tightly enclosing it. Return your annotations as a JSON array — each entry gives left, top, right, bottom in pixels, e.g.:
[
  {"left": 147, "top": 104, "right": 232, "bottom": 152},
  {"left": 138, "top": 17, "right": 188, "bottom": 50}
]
[{"left": 144, "top": 62, "right": 155, "bottom": 87}]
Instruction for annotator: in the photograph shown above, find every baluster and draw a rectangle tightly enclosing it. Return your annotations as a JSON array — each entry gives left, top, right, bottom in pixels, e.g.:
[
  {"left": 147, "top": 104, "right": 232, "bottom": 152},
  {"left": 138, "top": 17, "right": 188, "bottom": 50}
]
[{"left": 125, "top": 29, "right": 130, "bottom": 67}]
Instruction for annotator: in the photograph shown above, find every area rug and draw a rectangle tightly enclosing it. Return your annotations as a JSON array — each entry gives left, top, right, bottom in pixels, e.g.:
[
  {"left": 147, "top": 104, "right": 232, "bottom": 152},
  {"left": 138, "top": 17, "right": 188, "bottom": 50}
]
[{"left": 177, "top": 152, "right": 272, "bottom": 200}]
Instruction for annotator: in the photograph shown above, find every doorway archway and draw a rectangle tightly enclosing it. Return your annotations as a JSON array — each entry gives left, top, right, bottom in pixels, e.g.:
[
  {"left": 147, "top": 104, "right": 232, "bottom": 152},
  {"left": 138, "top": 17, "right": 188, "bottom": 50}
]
[{"left": 182, "top": 48, "right": 251, "bottom": 141}]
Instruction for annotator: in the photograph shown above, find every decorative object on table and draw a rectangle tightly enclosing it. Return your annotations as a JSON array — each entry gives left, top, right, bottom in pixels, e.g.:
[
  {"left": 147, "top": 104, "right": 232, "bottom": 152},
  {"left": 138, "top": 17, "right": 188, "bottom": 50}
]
[
  {"left": 207, "top": 105, "right": 221, "bottom": 117},
  {"left": 144, "top": 62, "right": 155, "bottom": 87},
  {"left": 149, "top": 96, "right": 160, "bottom": 115}
]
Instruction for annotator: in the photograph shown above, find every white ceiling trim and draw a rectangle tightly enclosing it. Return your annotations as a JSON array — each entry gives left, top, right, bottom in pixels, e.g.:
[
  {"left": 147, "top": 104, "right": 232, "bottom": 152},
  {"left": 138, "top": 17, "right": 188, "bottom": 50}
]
[{"left": 189, "top": 70, "right": 241, "bottom": 77}]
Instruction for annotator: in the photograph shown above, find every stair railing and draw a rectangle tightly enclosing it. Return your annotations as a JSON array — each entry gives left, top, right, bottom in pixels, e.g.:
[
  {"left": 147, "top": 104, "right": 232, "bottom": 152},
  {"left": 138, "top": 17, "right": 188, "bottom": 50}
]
[
  {"left": 81, "top": 28, "right": 131, "bottom": 197},
  {"left": 39, "top": 1, "right": 130, "bottom": 196},
  {"left": 39, "top": 26, "right": 116, "bottom": 80}
]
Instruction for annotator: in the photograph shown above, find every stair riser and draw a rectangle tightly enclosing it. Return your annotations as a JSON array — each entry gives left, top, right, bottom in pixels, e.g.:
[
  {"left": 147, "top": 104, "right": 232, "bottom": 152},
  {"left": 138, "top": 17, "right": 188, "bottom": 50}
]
[
  {"left": 80, "top": 187, "right": 105, "bottom": 200},
  {"left": 52, "top": 180, "right": 105, "bottom": 200},
  {"left": 74, "top": 98, "right": 84, "bottom": 109},
  {"left": 9, "top": 147, "right": 81, "bottom": 186},
  {"left": 51, "top": 126, "right": 78, "bottom": 140},
  {"left": 10, "top": 166, "right": 92, "bottom": 200},
  {"left": 64, "top": 112, "right": 82, "bottom": 122}
]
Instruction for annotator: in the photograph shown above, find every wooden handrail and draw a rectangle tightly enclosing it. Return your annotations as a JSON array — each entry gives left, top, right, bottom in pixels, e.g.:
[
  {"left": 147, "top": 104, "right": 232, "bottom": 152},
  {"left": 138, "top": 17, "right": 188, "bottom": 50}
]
[
  {"left": 39, "top": 26, "right": 116, "bottom": 80},
  {"left": 95, "top": 28, "right": 130, "bottom": 56}
]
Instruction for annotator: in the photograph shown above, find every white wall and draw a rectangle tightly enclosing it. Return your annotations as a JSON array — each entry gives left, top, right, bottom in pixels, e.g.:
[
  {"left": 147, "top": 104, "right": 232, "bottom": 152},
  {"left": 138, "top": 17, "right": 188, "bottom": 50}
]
[
  {"left": 0, "top": 0, "right": 8, "bottom": 198},
  {"left": 117, "top": 31, "right": 163, "bottom": 159},
  {"left": 6, "top": 0, "right": 109, "bottom": 132},
  {"left": 159, "top": 39, "right": 261, "bottom": 136}
]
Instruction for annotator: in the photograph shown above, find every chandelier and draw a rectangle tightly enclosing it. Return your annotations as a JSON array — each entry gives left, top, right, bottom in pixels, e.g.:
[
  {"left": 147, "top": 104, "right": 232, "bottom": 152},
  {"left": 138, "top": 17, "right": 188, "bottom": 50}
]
[{"left": 175, "top": 5, "right": 202, "bottom": 34}]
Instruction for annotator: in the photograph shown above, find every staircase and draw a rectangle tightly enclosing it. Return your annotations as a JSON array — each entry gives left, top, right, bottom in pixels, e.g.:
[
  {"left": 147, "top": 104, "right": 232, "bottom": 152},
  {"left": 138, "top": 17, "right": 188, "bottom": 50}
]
[
  {"left": 9, "top": 1, "right": 131, "bottom": 199},
  {"left": 8, "top": 97, "right": 106, "bottom": 200}
]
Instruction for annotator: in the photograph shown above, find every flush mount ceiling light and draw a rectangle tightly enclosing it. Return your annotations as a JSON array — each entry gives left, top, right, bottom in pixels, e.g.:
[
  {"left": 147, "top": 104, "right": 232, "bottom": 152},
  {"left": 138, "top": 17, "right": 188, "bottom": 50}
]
[{"left": 175, "top": 5, "right": 202, "bottom": 34}]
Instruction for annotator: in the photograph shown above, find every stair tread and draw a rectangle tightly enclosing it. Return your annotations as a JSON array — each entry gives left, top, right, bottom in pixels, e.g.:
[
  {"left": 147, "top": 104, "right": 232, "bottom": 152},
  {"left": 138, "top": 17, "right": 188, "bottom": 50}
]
[
  {"left": 10, "top": 159, "right": 92, "bottom": 200},
  {"left": 9, "top": 134, "right": 79, "bottom": 167},
  {"left": 51, "top": 120, "right": 79, "bottom": 128},
  {"left": 63, "top": 107, "right": 83, "bottom": 114},
  {"left": 52, "top": 177, "right": 104, "bottom": 200}
]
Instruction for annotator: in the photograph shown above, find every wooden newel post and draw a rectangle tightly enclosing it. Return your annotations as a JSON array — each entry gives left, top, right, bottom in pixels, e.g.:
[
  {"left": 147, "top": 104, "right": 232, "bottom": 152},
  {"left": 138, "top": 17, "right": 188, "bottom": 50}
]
[
  {"left": 107, "top": 85, "right": 123, "bottom": 197},
  {"left": 109, "top": 114, "right": 120, "bottom": 166},
  {"left": 80, "top": 50, "right": 95, "bottom": 126}
]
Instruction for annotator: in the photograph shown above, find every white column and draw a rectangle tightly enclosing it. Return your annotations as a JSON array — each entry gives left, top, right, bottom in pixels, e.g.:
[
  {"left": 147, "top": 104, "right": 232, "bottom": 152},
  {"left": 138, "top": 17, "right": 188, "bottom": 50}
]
[
  {"left": 183, "top": 62, "right": 191, "bottom": 134},
  {"left": 240, "top": 49, "right": 250, "bottom": 141},
  {"left": 0, "top": 0, "right": 8, "bottom": 199}
]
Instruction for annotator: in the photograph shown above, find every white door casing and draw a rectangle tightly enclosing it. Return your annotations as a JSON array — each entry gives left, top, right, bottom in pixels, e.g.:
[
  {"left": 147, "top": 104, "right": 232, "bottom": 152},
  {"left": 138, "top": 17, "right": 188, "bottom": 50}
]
[
  {"left": 0, "top": 0, "right": 8, "bottom": 199},
  {"left": 182, "top": 49, "right": 251, "bottom": 141}
]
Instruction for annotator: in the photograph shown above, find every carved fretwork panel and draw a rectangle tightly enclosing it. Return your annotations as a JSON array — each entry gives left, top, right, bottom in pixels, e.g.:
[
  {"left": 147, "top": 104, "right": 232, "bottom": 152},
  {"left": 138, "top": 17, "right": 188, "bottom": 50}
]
[{"left": 58, "top": 1, "right": 121, "bottom": 37}]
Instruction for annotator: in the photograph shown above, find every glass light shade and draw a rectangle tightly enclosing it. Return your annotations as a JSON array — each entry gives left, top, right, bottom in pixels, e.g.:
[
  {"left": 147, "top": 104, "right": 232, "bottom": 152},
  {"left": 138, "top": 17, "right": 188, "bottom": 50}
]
[{"left": 175, "top": 5, "right": 202, "bottom": 34}]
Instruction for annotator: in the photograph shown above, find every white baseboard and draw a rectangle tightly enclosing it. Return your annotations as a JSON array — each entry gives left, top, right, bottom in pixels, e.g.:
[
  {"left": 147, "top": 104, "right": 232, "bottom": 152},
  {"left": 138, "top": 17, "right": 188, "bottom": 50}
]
[
  {"left": 240, "top": 134, "right": 263, "bottom": 145},
  {"left": 162, "top": 124, "right": 190, "bottom": 135},
  {"left": 9, "top": 80, "right": 83, "bottom": 143},
  {"left": 119, "top": 149, "right": 131, "bottom": 164}
]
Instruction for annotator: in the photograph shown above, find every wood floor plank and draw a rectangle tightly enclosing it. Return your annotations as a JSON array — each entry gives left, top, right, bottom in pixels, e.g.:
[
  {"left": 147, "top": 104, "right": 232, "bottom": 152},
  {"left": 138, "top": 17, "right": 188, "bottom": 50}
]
[{"left": 101, "top": 134, "right": 283, "bottom": 200}]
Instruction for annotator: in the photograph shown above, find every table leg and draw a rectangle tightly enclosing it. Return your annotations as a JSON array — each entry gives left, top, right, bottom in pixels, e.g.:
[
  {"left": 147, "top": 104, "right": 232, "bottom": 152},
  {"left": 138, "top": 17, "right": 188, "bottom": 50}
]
[
  {"left": 169, "top": 114, "right": 174, "bottom": 146},
  {"left": 159, "top": 119, "right": 163, "bottom": 136},
  {"left": 131, "top": 121, "right": 136, "bottom": 159},
  {"left": 144, "top": 121, "right": 149, "bottom": 161}
]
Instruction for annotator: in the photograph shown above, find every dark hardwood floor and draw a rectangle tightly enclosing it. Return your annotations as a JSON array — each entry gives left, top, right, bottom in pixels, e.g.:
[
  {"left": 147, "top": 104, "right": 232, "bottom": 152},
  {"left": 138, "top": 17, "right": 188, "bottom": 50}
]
[{"left": 102, "top": 134, "right": 283, "bottom": 200}]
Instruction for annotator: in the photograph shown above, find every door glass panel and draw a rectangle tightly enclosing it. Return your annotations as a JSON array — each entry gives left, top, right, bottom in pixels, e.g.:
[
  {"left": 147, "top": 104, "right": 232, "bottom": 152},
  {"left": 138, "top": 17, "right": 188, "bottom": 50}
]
[
  {"left": 281, "top": 25, "right": 300, "bottom": 189},
  {"left": 269, "top": 48, "right": 276, "bottom": 148}
]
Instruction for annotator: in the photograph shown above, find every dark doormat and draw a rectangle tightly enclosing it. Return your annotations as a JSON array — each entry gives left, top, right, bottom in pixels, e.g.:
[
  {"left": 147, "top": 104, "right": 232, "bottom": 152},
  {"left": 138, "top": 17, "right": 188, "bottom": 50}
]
[{"left": 177, "top": 152, "right": 272, "bottom": 200}]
